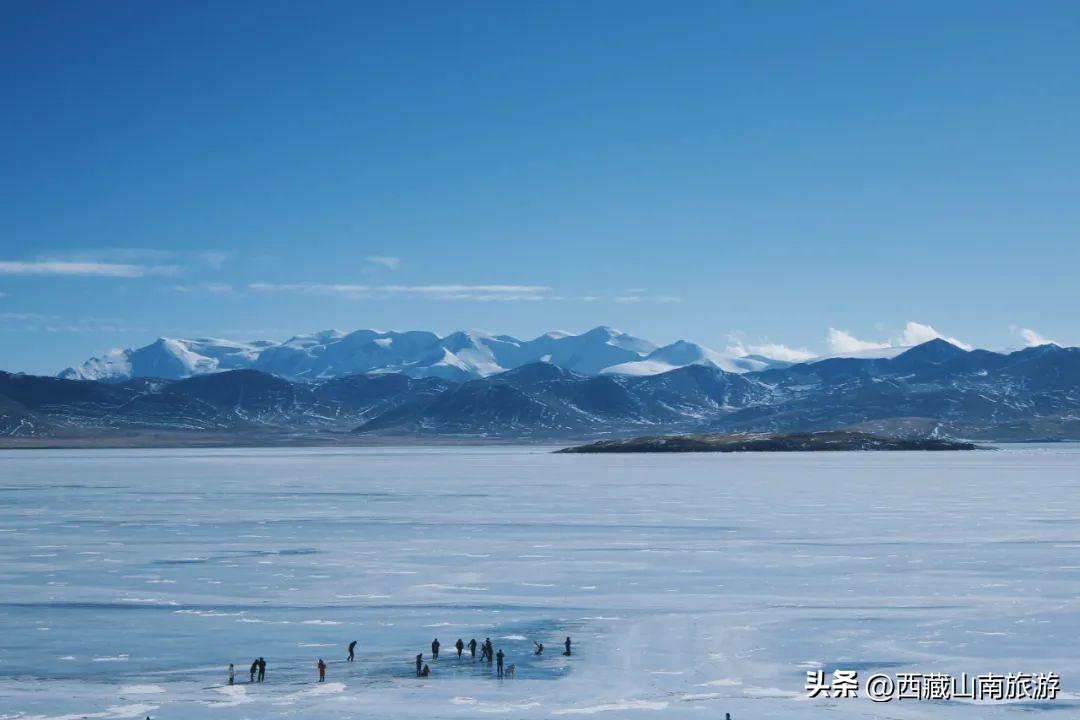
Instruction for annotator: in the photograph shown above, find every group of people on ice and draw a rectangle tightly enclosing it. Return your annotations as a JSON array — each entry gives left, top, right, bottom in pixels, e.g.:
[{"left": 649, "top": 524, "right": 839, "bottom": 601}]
[
  {"left": 414, "top": 635, "right": 570, "bottom": 679},
  {"left": 228, "top": 635, "right": 573, "bottom": 685}
]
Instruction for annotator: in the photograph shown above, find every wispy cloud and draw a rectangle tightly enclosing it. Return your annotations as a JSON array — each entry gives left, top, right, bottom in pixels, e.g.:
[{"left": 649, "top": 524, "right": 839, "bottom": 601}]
[
  {"left": 613, "top": 293, "right": 682, "bottom": 304},
  {"left": 0, "top": 311, "right": 55, "bottom": 322},
  {"left": 365, "top": 256, "right": 401, "bottom": 270},
  {"left": 250, "top": 282, "right": 368, "bottom": 294},
  {"left": 169, "top": 282, "right": 235, "bottom": 295},
  {"left": 197, "top": 251, "right": 229, "bottom": 270},
  {"left": 897, "top": 321, "right": 971, "bottom": 350},
  {"left": 0, "top": 311, "right": 136, "bottom": 334},
  {"left": 248, "top": 282, "right": 552, "bottom": 301},
  {"left": 383, "top": 284, "right": 548, "bottom": 294},
  {"left": 1011, "top": 325, "right": 1057, "bottom": 347},
  {"left": 0, "top": 261, "right": 179, "bottom": 277},
  {"left": 826, "top": 322, "right": 971, "bottom": 354},
  {"left": 826, "top": 328, "right": 891, "bottom": 354},
  {"left": 726, "top": 338, "right": 815, "bottom": 362}
]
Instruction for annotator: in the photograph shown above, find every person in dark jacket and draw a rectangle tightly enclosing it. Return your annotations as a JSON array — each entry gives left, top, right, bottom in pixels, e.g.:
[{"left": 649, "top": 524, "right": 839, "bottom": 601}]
[
  {"left": 468, "top": 638, "right": 477, "bottom": 658},
  {"left": 431, "top": 638, "right": 440, "bottom": 660},
  {"left": 455, "top": 638, "right": 465, "bottom": 658},
  {"left": 317, "top": 658, "right": 326, "bottom": 682},
  {"left": 347, "top": 640, "right": 357, "bottom": 662},
  {"left": 257, "top": 657, "right": 266, "bottom": 682},
  {"left": 563, "top": 637, "right": 572, "bottom": 656},
  {"left": 416, "top": 653, "right": 423, "bottom": 676},
  {"left": 496, "top": 649, "right": 505, "bottom": 678},
  {"left": 249, "top": 659, "right": 258, "bottom": 683}
]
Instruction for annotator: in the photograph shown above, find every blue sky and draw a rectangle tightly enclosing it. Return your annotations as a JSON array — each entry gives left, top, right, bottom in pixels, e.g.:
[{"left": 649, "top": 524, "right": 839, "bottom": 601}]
[{"left": 2, "top": 1, "right": 1078, "bottom": 374}]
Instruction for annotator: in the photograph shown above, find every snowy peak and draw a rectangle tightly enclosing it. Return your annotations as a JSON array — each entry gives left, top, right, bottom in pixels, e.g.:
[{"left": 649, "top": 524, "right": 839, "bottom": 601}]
[
  {"left": 59, "top": 327, "right": 792, "bottom": 382},
  {"left": 602, "top": 340, "right": 783, "bottom": 376},
  {"left": 60, "top": 337, "right": 269, "bottom": 381}
]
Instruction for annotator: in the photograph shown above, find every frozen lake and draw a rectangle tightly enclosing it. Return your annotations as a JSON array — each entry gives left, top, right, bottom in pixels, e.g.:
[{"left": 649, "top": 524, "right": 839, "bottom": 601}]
[{"left": 1, "top": 445, "right": 1078, "bottom": 719}]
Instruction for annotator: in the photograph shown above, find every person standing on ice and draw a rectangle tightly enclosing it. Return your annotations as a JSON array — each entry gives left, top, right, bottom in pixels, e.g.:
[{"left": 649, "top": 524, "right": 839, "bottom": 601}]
[
  {"left": 317, "top": 658, "right": 327, "bottom": 682},
  {"left": 496, "top": 649, "right": 505, "bottom": 678},
  {"left": 257, "top": 657, "right": 266, "bottom": 682},
  {"left": 455, "top": 638, "right": 464, "bottom": 658},
  {"left": 416, "top": 652, "right": 423, "bottom": 676},
  {"left": 347, "top": 640, "right": 357, "bottom": 662},
  {"left": 534, "top": 641, "right": 544, "bottom": 655},
  {"left": 563, "top": 637, "right": 572, "bottom": 656},
  {"left": 249, "top": 658, "right": 258, "bottom": 682},
  {"left": 468, "top": 638, "right": 477, "bottom": 658},
  {"left": 431, "top": 638, "right": 440, "bottom": 660},
  {"left": 227, "top": 663, "right": 235, "bottom": 685}
]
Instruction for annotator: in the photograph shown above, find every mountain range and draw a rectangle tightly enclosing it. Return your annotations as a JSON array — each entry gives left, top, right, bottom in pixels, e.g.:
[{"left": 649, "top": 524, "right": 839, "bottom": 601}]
[
  {"left": 4, "top": 337, "right": 1079, "bottom": 444},
  {"left": 58, "top": 327, "right": 789, "bottom": 382}
]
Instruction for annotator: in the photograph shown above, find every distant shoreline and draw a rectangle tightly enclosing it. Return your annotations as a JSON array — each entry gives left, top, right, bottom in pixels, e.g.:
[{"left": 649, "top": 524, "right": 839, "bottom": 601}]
[
  {"left": 0, "top": 430, "right": 985, "bottom": 452},
  {"left": 558, "top": 431, "right": 980, "bottom": 454}
]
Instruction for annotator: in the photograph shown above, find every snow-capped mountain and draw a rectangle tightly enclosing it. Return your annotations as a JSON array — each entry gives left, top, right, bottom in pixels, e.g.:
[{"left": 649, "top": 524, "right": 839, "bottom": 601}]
[
  {"left": 602, "top": 340, "right": 789, "bottom": 375},
  {"left": 60, "top": 338, "right": 274, "bottom": 381},
  {"left": 59, "top": 327, "right": 780, "bottom": 381},
  {"left": 12, "top": 339, "right": 1080, "bottom": 442}
]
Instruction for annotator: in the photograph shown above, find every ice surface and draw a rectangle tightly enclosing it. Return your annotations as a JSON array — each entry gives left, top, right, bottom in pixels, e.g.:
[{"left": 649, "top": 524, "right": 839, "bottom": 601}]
[{"left": 1, "top": 445, "right": 1079, "bottom": 718}]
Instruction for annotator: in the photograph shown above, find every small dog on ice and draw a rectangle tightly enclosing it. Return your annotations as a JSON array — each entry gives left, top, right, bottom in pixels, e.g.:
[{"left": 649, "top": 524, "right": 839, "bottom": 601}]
[{"left": 504, "top": 664, "right": 515, "bottom": 678}]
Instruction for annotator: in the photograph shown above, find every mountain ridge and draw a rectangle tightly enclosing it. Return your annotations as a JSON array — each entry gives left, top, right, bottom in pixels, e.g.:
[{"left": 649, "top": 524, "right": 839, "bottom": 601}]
[
  {"left": 6, "top": 338, "right": 1080, "bottom": 444},
  {"left": 58, "top": 327, "right": 791, "bottom": 382}
]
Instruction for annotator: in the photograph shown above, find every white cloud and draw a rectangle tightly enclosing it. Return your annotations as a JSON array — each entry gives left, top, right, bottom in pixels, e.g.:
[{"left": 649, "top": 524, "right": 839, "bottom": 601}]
[
  {"left": 726, "top": 339, "right": 815, "bottom": 362},
  {"left": 826, "top": 328, "right": 890, "bottom": 354},
  {"left": 0, "top": 311, "right": 55, "bottom": 322},
  {"left": 436, "top": 293, "right": 549, "bottom": 302},
  {"left": 748, "top": 342, "right": 815, "bottom": 362},
  {"left": 0, "top": 311, "right": 136, "bottom": 334},
  {"left": 249, "top": 282, "right": 371, "bottom": 299},
  {"left": 613, "top": 294, "right": 682, "bottom": 304},
  {"left": 248, "top": 283, "right": 551, "bottom": 301},
  {"left": 381, "top": 284, "right": 548, "bottom": 294},
  {"left": 824, "top": 323, "right": 971, "bottom": 354},
  {"left": 896, "top": 321, "right": 971, "bottom": 350},
  {"left": 169, "top": 282, "right": 235, "bottom": 295},
  {"left": 197, "top": 251, "right": 229, "bottom": 270},
  {"left": 0, "top": 261, "right": 179, "bottom": 277},
  {"left": 365, "top": 256, "right": 401, "bottom": 270},
  {"left": 1012, "top": 326, "right": 1057, "bottom": 347}
]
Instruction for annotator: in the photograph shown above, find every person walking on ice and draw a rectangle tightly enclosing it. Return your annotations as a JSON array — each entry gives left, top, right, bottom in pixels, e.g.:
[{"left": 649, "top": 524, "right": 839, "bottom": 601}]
[
  {"left": 468, "top": 638, "right": 477, "bottom": 658},
  {"left": 347, "top": 640, "right": 356, "bottom": 662},
  {"left": 317, "top": 658, "right": 326, "bottom": 682},
  {"left": 455, "top": 638, "right": 464, "bottom": 658},
  {"left": 249, "top": 658, "right": 258, "bottom": 683},
  {"left": 496, "top": 649, "right": 505, "bottom": 678},
  {"left": 563, "top": 637, "right": 572, "bottom": 656},
  {"left": 257, "top": 657, "right": 266, "bottom": 682}
]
